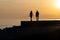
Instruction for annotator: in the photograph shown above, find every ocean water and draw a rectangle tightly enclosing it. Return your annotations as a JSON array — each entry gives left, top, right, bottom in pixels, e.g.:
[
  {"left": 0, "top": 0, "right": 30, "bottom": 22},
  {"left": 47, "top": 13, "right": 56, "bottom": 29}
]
[
  {"left": 0, "top": 19, "right": 60, "bottom": 29},
  {"left": 0, "top": 19, "right": 21, "bottom": 29}
]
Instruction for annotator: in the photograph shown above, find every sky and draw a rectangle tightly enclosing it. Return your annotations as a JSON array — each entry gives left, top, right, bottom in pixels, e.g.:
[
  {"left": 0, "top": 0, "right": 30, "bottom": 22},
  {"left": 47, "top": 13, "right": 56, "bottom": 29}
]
[{"left": 0, "top": 0, "right": 60, "bottom": 29}]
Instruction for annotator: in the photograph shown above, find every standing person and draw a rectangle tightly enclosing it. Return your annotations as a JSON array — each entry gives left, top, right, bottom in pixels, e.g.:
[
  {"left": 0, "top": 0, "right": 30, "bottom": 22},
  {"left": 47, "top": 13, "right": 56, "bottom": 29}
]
[
  {"left": 29, "top": 11, "right": 33, "bottom": 21},
  {"left": 36, "top": 11, "right": 39, "bottom": 21}
]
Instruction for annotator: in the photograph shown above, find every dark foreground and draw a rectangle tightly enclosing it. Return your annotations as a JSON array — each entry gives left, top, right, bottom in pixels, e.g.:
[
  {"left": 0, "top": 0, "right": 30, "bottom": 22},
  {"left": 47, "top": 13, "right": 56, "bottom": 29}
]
[{"left": 0, "top": 21, "right": 60, "bottom": 40}]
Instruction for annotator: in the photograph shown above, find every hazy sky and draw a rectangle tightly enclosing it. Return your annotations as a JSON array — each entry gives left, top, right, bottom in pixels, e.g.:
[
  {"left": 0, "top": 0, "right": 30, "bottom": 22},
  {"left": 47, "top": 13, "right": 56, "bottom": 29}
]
[{"left": 0, "top": 0, "right": 60, "bottom": 29}]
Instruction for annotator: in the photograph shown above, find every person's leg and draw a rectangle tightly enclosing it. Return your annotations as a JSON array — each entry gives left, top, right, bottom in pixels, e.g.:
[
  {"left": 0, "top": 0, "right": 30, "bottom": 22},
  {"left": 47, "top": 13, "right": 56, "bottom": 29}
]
[
  {"left": 36, "top": 17, "right": 39, "bottom": 21},
  {"left": 30, "top": 18, "right": 32, "bottom": 21},
  {"left": 36, "top": 17, "right": 37, "bottom": 21},
  {"left": 37, "top": 17, "right": 39, "bottom": 21}
]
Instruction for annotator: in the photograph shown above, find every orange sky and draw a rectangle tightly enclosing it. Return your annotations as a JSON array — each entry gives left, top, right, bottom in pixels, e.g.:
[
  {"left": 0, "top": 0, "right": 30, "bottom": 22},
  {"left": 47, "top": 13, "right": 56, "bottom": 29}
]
[
  {"left": 0, "top": 0, "right": 60, "bottom": 20},
  {"left": 0, "top": 0, "right": 60, "bottom": 29}
]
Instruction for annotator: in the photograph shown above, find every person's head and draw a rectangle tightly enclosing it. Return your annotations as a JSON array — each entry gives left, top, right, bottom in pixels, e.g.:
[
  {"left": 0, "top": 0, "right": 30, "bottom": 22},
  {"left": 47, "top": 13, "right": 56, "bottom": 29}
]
[{"left": 36, "top": 10, "right": 39, "bottom": 14}]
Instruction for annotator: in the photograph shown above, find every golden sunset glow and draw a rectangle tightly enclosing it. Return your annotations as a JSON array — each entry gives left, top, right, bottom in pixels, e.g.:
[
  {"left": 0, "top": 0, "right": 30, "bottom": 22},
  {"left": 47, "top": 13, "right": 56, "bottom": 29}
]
[
  {"left": 1, "top": 0, "right": 60, "bottom": 29},
  {"left": 55, "top": 0, "right": 60, "bottom": 8}
]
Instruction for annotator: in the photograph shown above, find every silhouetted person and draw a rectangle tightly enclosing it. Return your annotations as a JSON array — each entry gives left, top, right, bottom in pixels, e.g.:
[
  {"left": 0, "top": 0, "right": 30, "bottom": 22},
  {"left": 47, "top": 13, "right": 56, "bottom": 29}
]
[
  {"left": 29, "top": 11, "right": 33, "bottom": 21},
  {"left": 36, "top": 11, "right": 39, "bottom": 21}
]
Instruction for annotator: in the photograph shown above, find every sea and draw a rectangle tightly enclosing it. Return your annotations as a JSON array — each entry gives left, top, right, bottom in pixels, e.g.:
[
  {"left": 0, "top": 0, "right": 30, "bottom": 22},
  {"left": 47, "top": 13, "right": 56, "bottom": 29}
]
[
  {"left": 0, "top": 19, "right": 60, "bottom": 29},
  {"left": 0, "top": 19, "right": 21, "bottom": 29}
]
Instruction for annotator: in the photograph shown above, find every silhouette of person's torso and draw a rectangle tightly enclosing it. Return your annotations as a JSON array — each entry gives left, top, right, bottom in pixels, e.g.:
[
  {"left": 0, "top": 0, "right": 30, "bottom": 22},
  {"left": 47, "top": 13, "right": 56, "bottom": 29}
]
[
  {"left": 36, "top": 11, "right": 39, "bottom": 17},
  {"left": 30, "top": 11, "right": 33, "bottom": 18}
]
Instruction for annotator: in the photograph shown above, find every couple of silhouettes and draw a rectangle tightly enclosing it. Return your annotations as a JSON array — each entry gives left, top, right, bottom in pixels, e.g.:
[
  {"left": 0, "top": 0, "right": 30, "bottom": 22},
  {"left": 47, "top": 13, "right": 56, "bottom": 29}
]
[{"left": 30, "top": 10, "right": 39, "bottom": 21}]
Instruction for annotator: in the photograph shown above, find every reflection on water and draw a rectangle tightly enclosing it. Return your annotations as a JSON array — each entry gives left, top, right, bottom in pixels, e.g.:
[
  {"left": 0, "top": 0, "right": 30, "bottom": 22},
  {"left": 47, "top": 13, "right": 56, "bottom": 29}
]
[
  {"left": 0, "top": 19, "right": 60, "bottom": 29},
  {"left": 0, "top": 19, "right": 20, "bottom": 29}
]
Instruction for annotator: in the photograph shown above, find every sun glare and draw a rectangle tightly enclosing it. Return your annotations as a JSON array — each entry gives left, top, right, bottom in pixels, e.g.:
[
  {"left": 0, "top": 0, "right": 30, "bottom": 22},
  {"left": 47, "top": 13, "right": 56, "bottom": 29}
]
[{"left": 55, "top": 0, "right": 60, "bottom": 8}]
